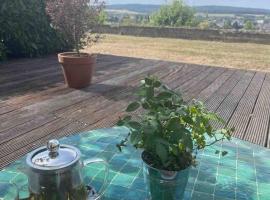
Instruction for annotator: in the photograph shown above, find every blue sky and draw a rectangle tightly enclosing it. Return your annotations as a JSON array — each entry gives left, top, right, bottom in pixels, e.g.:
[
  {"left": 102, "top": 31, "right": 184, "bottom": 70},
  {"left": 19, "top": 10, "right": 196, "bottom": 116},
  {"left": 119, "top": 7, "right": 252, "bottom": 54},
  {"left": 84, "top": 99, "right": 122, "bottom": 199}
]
[{"left": 106, "top": 0, "right": 270, "bottom": 9}]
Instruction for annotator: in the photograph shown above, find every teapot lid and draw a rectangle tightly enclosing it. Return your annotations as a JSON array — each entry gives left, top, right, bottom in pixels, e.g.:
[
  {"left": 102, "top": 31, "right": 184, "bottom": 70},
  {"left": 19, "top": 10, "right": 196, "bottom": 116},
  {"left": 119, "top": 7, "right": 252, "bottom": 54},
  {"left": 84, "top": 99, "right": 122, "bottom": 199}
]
[{"left": 27, "top": 139, "right": 80, "bottom": 170}]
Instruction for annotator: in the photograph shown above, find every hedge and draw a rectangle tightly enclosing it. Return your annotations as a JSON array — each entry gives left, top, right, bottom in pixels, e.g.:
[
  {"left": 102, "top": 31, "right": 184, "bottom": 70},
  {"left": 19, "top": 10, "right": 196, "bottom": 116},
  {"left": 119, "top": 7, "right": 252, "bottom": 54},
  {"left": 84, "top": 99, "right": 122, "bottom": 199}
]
[{"left": 0, "top": 0, "right": 69, "bottom": 60}]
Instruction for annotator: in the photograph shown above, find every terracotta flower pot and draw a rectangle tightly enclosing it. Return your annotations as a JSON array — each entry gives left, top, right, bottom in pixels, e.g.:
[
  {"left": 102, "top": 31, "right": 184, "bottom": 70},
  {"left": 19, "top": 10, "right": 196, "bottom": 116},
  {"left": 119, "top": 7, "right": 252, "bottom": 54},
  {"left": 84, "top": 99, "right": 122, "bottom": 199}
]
[{"left": 58, "top": 52, "right": 96, "bottom": 89}]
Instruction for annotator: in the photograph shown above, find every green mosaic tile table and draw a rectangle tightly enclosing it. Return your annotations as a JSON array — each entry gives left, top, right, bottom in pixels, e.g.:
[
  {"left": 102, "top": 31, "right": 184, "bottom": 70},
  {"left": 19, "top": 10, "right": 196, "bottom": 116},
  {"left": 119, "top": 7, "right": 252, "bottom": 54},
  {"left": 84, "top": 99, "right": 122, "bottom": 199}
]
[{"left": 1, "top": 127, "right": 270, "bottom": 200}]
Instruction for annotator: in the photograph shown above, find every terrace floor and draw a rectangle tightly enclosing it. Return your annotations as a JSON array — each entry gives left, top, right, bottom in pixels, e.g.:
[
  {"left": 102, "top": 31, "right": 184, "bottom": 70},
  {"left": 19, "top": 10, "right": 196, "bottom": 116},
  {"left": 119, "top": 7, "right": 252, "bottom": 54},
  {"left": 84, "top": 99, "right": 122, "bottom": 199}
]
[{"left": 1, "top": 54, "right": 270, "bottom": 169}]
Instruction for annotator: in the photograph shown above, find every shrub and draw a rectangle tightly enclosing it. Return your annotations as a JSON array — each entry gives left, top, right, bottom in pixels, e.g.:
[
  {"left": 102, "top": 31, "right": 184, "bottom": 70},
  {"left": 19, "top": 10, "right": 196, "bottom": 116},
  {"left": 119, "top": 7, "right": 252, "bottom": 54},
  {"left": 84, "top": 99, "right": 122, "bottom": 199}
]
[
  {"left": 46, "top": 0, "right": 105, "bottom": 55},
  {"left": 0, "top": 0, "right": 67, "bottom": 60}
]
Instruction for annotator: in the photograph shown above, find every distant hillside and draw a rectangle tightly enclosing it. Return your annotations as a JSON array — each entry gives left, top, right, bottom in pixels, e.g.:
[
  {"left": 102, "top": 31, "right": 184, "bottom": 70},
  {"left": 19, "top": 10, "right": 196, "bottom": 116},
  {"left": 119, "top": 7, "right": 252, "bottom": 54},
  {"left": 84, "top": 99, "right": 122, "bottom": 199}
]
[
  {"left": 106, "top": 4, "right": 270, "bottom": 15},
  {"left": 195, "top": 6, "right": 270, "bottom": 15},
  {"left": 106, "top": 4, "right": 160, "bottom": 14}
]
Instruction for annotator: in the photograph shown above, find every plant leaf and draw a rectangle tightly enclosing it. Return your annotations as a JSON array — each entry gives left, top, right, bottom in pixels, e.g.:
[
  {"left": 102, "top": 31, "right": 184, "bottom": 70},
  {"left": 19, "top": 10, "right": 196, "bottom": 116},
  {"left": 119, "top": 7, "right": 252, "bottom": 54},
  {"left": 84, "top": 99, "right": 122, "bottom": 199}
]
[
  {"left": 128, "top": 121, "right": 141, "bottom": 130},
  {"left": 156, "top": 91, "right": 173, "bottom": 100},
  {"left": 126, "top": 102, "right": 140, "bottom": 112},
  {"left": 130, "top": 131, "right": 142, "bottom": 145},
  {"left": 156, "top": 142, "right": 168, "bottom": 165},
  {"left": 145, "top": 77, "right": 153, "bottom": 86}
]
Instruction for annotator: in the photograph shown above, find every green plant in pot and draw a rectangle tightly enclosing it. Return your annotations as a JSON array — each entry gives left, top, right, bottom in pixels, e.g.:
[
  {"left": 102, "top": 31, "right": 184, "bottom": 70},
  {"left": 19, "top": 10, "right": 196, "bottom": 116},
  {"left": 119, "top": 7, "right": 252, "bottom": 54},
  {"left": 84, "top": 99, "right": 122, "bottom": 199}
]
[
  {"left": 46, "top": 0, "right": 104, "bottom": 89},
  {"left": 117, "top": 76, "right": 234, "bottom": 200}
]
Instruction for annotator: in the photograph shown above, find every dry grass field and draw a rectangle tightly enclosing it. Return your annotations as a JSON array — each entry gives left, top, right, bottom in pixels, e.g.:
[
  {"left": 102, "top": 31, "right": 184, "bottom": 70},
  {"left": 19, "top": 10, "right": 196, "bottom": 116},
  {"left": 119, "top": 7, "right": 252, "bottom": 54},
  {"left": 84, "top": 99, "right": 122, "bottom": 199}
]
[{"left": 86, "top": 34, "right": 270, "bottom": 71}]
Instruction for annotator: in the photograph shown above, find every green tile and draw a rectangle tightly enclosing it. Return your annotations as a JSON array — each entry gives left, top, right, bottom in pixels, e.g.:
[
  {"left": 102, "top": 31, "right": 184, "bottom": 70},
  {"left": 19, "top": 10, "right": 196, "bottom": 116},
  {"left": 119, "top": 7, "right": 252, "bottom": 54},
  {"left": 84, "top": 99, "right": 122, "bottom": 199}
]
[
  {"left": 111, "top": 173, "right": 135, "bottom": 188},
  {"left": 236, "top": 180, "right": 258, "bottom": 199},
  {"left": 124, "top": 189, "right": 147, "bottom": 200},
  {"left": 256, "top": 172, "right": 270, "bottom": 183},
  {"left": 97, "top": 151, "right": 116, "bottom": 161},
  {"left": 237, "top": 169, "right": 256, "bottom": 182},
  {"left": 120, "top": 165, "right": 140, "bottom": 177},
  {"left": 11, "top": 173, "right": 28, "bottom": 188},
  {"left": 0, "top": 171, "right": 18, "bottom": 182},
  {"left": 214, "top": 188, "right": 235, "bottom": 199},
  {"left": 131, "top": 178, "right": 145, "bottom": 191},
  {"left": 218, "top": 166, "right": 236, "bottom": 177},
  {"left": 104, "top": 185, "right": 129, "bottom": 199},
  {"left": 197, "top": 172, "right": 217, "bottom": 184},
  {"left": 258, "top": 183, "right": 270, "bottom": 195},
  {"left": 215, "top": 175, "right": 236, "bottom": 199},
  {"left": 194, "top": 180, "right": 215, "bottom": 194},
  {"left": 214, "top": 196, "right": 234, "bottom": 200},
  {"left": 191, "top": 191, "right": 214, "bottom": 200},
  {"left": 107, "top": 171, "right": 118, "bottom": 182},
  {"left": 219, "top": 159, "right": 236, "bottom": 169}
]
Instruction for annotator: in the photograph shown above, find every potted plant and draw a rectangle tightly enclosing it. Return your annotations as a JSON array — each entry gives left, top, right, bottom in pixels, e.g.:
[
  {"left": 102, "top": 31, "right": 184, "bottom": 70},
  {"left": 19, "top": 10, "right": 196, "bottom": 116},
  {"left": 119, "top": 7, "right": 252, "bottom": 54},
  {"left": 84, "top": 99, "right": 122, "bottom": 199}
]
[
  {"left": 117, "top": 76, "right": 234, "bottom": 200},
  {"left": 46, "top": 0, "right": 104, "bottom": 89}
]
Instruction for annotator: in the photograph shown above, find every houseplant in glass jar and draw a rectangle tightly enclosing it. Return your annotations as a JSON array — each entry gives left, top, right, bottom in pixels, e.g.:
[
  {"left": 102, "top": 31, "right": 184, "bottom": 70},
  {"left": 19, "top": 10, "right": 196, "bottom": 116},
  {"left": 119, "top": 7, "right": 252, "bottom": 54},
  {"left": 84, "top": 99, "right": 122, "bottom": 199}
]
[
  {"left": 117, "top": 76, "right": 234, "bottom": 200},
  {"left": 46, "top": 0, "right": 104, "bottom": 89}
]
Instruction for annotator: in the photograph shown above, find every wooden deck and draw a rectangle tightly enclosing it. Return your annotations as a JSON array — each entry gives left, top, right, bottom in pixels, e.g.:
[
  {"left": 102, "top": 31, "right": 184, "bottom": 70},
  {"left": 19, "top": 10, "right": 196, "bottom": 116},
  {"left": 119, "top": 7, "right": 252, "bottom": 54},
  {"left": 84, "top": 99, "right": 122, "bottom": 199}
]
[{"left": 1, "top": 54, "right": 270, "bottom": 169}]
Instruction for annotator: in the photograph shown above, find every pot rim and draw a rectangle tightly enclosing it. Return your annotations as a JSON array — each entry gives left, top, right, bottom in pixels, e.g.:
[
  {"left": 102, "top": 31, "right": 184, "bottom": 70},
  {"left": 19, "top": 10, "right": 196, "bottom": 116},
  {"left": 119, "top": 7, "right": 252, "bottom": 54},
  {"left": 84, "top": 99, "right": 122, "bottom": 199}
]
[
  {"left": 58, "top": 52, "right": 96, "bottom": 58},
  {"left": 26, "top": 144, "right": 81, "bottom": 173},
  {"left": 141, "top": 151, "right": 190, "bottom": 173}
]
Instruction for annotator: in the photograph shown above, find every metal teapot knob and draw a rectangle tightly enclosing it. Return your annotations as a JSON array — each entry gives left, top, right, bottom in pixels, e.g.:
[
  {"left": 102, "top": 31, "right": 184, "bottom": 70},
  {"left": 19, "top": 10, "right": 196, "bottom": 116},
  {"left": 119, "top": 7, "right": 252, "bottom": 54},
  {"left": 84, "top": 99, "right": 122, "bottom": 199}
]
[{"left": 47, "top": 139, "right": 60, "bottom": 158}]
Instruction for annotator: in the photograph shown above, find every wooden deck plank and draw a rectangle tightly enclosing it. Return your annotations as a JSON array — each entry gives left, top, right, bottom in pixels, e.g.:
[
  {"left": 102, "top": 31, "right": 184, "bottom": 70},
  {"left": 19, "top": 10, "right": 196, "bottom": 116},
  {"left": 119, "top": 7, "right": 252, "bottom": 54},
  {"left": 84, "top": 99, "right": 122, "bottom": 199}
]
[
  {"left": 197, "top": 69, "right": 235, "bottom": 102},
  {"left": 245, "top": 74, "right": 270, "bottom": 146},
  {"left": 213, "top": 71, "right": 255, "bottom": 128},
  {"left": 182, "top": 67, "right": 226, "bottom": 101},
  {"left": 228, "top": 72, "right": 265, "bottom": 138},
  {"left": 204, "top": 70, "right": 245, "bottom": 111}
]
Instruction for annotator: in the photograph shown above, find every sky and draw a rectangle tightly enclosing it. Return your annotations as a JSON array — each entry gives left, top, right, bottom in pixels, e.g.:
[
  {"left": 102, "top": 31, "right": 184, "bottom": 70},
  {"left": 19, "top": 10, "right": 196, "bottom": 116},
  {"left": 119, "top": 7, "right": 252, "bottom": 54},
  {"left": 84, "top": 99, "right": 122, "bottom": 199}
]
[{"left": 105, "top": 0, "right": 270, "bottom": 9}]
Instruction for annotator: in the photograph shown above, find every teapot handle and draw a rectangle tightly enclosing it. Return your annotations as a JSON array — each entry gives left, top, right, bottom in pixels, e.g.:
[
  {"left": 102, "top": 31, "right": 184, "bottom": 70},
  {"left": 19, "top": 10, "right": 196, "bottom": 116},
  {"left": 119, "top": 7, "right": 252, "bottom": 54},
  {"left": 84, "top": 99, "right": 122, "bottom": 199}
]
[{"left": 83, "top": 158, "right": 109, "bottom": 200}]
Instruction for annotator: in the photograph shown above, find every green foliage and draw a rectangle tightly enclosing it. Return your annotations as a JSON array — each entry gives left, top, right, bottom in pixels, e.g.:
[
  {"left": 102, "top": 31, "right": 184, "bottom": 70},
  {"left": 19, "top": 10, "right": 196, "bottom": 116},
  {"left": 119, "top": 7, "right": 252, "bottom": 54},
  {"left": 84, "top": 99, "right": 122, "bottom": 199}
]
[
  {"left": 0, "top": 0, "right": 67, "bottom": 60},
  {"left": 117, "top": 76, "right": 234, "bottom": 171},
  {"left": 98, "top": 10, "right": 108, "bottom": 25},
  {"left": 46, "top": 0, "right": 104, "bottom": 55},
  {"left": 223, "top": 19, "right": 232, "bottom": 29},
  {"left": 244, "top": 20, "right": 255, "bottom": 30},
  {"left": 198, "top": 20, "right": 210, "bottom": 29},
  {"left": 150, "top": 0, "right": 195, "bottom": 27}
]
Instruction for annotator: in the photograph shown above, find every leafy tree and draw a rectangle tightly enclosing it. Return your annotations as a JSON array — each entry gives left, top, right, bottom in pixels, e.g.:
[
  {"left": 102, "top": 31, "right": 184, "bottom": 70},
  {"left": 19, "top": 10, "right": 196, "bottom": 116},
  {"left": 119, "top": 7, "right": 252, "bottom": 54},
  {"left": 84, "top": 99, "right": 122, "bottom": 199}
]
[
  {"left": 120, "top": 15, "right": 136, "bottom": 26},
  {"left": 150, "top": 0, "right": 195, "bottom": 27},
  {"left": 244, "top": 20, "right": 255, "bottom": 30},
  {"left": 232, "top": 21, "right": 242, "bottom": 31},
  {"left": 98, "top": 10, "right": 108, "bottom": 25},
  {"left": 223, "top": 19, "right": 232, "bottom": 29},
  {"left": 198, "top": 20, "right": 210, "bottom": 29}
]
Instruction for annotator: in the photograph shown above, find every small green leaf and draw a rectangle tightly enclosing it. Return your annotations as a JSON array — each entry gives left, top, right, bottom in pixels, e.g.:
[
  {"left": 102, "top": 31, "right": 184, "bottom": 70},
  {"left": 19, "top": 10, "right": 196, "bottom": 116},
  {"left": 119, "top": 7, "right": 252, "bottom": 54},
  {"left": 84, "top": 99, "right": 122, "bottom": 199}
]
[
  {"left": 126, "top": 102, "right": 140, "bottom": 112},
  {"left": 145, "top": 77, "right": 153, "bottom": 86},
  {"left": 153, "top": 80, "right": 161, "bottom": 88},
  {"left": 146, "top": 87, "right": 154, "bottom": 99},
  {"left": 221, "top": 151, "right": 228, "bottom": 156},
  {"left": 122, "top": 115, "right": 132, "bottom": 121},
  {"left": 142, "top": 101, "right": 150, "bottom": 109},
  {"left": 130, "top": 131, "right": 142, "bottom": 145},
  {"left": 156, "top": 91, "right": 173, "bottom": 100},
  {"left": 128, "top": 121, "right": 141, "bottom": 130},
  {"left": 116, "top": 120, "right": 125, "bottom": 126},
  {"left": 156, "top": 143, "right": 168, "bottom": 165}
]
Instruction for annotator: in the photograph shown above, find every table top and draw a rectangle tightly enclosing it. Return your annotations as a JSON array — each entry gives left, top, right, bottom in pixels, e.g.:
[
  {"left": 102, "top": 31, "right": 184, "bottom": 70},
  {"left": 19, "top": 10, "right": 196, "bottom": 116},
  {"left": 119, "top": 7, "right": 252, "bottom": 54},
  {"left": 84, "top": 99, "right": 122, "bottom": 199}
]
[{"left": 1, "top": 127, "right": 270, "bottom": 200}]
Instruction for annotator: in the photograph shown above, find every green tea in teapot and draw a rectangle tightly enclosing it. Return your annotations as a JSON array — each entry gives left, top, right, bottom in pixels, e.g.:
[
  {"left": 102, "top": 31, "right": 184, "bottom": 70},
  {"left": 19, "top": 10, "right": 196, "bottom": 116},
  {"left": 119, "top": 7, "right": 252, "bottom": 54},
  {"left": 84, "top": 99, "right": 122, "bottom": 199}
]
[{"left": 27, "top": 184, "right": 88, "bottom": 200}]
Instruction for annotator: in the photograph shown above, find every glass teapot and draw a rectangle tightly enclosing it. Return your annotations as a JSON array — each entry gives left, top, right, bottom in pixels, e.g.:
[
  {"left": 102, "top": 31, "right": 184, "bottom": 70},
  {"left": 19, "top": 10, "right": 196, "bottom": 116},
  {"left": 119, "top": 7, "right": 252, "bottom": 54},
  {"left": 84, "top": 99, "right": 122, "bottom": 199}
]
[{"left": 20, "top": 139, "right": 108, "bottom": 200}]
